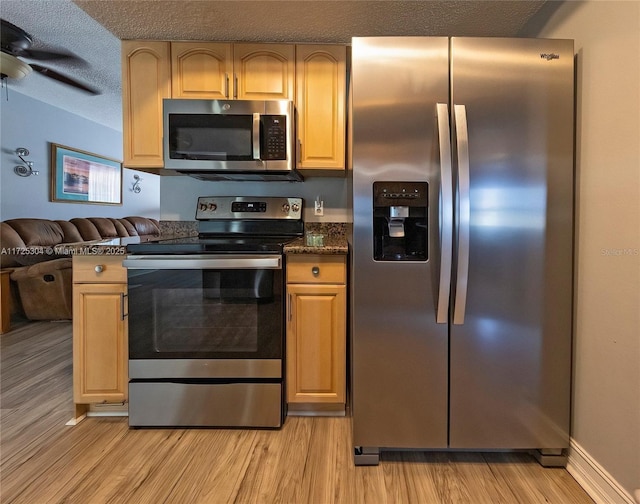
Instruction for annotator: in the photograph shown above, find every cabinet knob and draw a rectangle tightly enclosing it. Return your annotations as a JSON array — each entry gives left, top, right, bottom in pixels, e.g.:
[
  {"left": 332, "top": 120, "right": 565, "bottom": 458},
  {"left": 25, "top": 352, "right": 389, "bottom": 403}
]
[
  {"left": 311, "top": 266, "right": 320, "bottom": 276},
  {"left": 95, "top": 265, "right": 104, "bottom": 273}
]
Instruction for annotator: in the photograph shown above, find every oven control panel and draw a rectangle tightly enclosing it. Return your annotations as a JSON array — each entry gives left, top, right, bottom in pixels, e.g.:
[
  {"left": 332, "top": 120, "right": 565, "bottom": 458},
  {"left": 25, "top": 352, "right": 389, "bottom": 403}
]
[{"left": 196, "top": 196, "right": 303, "bottom": 220}]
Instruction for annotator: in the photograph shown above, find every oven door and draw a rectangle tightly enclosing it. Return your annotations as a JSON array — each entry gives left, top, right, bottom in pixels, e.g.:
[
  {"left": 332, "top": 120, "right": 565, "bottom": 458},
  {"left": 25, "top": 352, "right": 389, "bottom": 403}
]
[{"left": 124, "top": 254, "right": 283, "bottom": 379}]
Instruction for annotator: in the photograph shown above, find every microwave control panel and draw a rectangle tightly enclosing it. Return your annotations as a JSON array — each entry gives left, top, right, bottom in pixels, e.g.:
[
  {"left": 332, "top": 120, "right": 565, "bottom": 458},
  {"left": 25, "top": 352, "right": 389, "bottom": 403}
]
[{"left": 261, "top": 116, "right": 287, "bottom": 160}]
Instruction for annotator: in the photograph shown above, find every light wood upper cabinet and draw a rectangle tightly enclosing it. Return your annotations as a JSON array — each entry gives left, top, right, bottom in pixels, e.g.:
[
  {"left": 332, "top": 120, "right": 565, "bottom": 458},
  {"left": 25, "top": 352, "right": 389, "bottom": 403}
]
[
  {"left": 171, "top": 42, "right": 232, "bottom": 99},
  {"left": 122, "top": 41, "right": 171, "bottom": 168},
  {"left": 233, "top": 44, "right": 295, "bottom": 100},
  {"left": 171, "top": 42, "right": 294, "bottom": 100},
  {"left": 296, "top": 45, "right": 347, "bottom": 172}
]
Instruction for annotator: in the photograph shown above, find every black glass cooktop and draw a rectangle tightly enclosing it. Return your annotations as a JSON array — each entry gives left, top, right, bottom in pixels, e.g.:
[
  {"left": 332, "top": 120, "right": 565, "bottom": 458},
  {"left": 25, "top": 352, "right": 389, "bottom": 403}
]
[{"left": 127, "top": 235, "right": 299, "bottom": 255}]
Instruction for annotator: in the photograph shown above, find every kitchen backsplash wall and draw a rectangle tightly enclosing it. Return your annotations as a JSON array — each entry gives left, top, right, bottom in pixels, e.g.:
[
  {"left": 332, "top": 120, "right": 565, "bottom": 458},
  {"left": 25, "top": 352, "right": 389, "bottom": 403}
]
[
  {"left": 159, "top": 174, "right": 351, "bottom": 223},
  {"left": 158, "top": 220, "right": 198, "bottom": 237}
]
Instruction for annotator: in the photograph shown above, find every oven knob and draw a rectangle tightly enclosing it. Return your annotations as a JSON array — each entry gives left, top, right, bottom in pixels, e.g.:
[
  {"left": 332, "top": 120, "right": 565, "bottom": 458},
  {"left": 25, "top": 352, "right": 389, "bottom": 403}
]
[
  {"left": 291, "top": 203, "right": 300, "bottom": 213},
  {"left": 199, "top": 203, "right": 207, "bottom": 211},
  {"left": 282, "top": 203, "right": 290, "bottom": 213},
  {"left": 208, "top": 203, "right": 217, "bottom": 211}
]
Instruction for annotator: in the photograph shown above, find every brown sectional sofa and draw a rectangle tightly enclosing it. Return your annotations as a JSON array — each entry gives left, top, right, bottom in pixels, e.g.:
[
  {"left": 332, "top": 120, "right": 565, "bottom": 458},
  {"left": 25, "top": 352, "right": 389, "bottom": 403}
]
[{"left": 1, "top": 217, "right": 160, "bottom": 321}]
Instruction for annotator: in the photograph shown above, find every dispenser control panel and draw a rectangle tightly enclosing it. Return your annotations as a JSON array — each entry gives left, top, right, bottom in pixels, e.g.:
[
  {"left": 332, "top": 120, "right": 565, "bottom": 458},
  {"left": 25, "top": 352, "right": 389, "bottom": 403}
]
[
  {"left": 373, "top": 182, "right": 428, "bottom": 207},
  {"left": 373, "top": 182, "right": 429, "bottom": 262}
]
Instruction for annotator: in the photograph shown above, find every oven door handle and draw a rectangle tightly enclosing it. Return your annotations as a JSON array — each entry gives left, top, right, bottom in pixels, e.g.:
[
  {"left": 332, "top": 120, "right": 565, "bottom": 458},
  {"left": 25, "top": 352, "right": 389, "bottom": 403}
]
[{"left": 122, "top": 254, "right": 281, "bottom": 270}]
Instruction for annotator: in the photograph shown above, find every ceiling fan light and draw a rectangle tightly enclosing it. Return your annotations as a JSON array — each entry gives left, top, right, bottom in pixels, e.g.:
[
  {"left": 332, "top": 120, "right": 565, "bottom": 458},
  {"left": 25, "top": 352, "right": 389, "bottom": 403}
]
[{"left": 0, "top": 52, "right": 32, "bottom": 79}]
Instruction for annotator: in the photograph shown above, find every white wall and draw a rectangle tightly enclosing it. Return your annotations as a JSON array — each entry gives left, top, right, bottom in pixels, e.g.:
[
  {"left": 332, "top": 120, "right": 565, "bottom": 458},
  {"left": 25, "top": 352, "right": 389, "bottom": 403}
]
[
  {"left": 0, "top": 92, "right": 160, "bottom": 221},
  {"left": 529, "top": 1, "right": 640, "bottom": 499},
  {"left": 160, "top": 175, "right": 350, "bottom": 222}
]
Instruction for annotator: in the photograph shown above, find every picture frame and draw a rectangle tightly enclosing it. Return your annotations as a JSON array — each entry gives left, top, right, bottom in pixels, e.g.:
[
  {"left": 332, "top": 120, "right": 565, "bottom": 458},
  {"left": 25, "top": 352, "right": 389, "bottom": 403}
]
[{"left": 50, "top": 143, "right": 122, "bottom": 205}]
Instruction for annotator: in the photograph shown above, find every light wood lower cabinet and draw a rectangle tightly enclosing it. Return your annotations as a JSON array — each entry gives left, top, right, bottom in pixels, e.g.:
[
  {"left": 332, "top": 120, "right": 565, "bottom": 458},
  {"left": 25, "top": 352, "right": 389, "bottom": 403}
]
[
  {"left": 72, "top": 256, "right": 128, "bottom": 412},
  {"left": 286, "top": 255, "right": 346, "bottom": 414}
]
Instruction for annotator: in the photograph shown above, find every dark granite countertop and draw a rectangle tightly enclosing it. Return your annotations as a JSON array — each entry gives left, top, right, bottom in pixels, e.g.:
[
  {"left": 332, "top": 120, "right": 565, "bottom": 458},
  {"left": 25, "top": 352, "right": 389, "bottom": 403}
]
[
  {"left": 283, "top": 235, "right": 348, "bottom": 255},
  {"left": 284, "top": 222, "right": 349, "bottom": 255},
  {"left": 63, "top": 222, "right": 350, "bottom": 256}
]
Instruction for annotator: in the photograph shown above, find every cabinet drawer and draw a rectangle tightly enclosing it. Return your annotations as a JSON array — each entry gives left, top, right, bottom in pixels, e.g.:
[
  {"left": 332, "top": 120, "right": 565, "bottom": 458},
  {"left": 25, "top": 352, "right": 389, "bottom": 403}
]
[
  {"left": 286, "top": 255, "right": 346, "bottom": 284},
  {"left": 73, "top": 256, "right": 126, "bottom": 283}
]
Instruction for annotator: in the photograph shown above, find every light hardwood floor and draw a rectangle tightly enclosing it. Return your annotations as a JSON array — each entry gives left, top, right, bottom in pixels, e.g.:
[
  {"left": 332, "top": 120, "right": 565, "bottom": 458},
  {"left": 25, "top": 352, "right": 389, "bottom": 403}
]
[{"left": 1, "top": 320, "right": 593, "bottom": 504}]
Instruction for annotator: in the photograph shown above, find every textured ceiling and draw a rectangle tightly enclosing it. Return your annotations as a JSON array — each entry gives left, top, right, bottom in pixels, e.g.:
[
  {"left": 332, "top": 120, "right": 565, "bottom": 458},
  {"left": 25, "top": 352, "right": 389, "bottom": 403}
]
[
  {"left": 75, "top": 0, "right": 548, "bottom": 42},
  {"left": 1, "top": 0, "right": 549, "bottom": 131}
]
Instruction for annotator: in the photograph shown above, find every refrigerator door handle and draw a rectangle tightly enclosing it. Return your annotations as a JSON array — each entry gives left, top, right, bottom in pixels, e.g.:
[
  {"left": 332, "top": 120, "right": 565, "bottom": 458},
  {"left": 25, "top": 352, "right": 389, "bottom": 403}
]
[
  {"left": 453, "top": 104, "right": 470, "bottom": 325},
  {"left": 436, "top": 103, "right": 453, "bottom": 324}
]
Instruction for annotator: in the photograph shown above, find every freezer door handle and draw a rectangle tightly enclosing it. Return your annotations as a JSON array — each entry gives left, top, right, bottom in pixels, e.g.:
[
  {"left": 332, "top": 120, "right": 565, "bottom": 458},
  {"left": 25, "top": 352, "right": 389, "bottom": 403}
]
[
  {"left": 453, "top": 104, "right": 470, "bottom": 325},
  {"left": 436, "top": 103, "right": 453, "bottom": 324}
]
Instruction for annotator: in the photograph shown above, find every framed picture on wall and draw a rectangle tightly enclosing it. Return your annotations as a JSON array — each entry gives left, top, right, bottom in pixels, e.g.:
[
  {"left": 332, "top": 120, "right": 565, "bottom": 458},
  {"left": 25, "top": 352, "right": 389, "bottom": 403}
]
[{"left": 50, "top": 143, "right": 122, "bottom": 205}]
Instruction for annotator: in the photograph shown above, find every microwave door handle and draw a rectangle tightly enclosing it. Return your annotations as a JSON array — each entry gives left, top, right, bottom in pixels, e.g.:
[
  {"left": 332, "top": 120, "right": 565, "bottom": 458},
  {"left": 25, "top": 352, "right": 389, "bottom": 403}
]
[{"left": 253, "top": 113, "right": 261, "bottom": 160}]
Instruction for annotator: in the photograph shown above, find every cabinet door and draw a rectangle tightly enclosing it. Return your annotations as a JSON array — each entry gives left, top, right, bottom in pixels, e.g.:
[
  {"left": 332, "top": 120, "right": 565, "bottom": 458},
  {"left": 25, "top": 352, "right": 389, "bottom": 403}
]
[
  {"left": 171, "top": 42, "right": 232, "bottom": 99},
  {"left": 233, "top": 44, "right": 294, "bottom": 100},
  {"left": 122, "top": 41, "right": 171, "bottom": 168},
  {"left": 296, "top": 45, "right": 347, "bottom": 172},
  {"left": 73, "top": 283, "right": 128, "bottom": 403},
  {"left": 287, "top": 283, "right": 346, "bottom": 404}
]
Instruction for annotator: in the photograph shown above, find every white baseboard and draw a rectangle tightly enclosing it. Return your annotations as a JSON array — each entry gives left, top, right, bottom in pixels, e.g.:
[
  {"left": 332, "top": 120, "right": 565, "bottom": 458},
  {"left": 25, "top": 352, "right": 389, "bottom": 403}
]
[{"left": 567, "top": 438, "right": 636, "bottom": 504}]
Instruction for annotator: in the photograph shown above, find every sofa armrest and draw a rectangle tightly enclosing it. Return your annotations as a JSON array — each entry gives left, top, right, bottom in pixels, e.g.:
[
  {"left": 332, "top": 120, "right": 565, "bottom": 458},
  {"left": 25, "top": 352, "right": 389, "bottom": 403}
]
[{"left": 10, "top": 258, "right": 73, "bottom": 281}]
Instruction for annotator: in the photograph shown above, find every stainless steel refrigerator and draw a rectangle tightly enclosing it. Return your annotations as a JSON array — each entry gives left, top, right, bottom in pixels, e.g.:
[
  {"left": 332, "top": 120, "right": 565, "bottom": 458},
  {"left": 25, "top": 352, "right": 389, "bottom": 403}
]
[{"left": 351, "top": 37, "right": 574, "bottom": 466}]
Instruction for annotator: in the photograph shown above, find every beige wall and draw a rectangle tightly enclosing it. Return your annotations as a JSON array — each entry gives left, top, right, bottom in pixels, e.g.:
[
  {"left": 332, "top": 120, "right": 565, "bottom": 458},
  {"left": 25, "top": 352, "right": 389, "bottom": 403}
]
[{"left": 532, "top": 0, "right": 640, "bottom": 497}]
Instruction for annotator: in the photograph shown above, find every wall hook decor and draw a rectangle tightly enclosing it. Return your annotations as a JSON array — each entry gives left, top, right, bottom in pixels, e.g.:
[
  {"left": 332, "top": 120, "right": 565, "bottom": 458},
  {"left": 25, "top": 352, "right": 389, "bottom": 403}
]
[
  {"left": 14, "top": 147, "right": 38, "bottom": 177},
  {"left": 131, "top": 173, "right": 142, "bottom": 193}
]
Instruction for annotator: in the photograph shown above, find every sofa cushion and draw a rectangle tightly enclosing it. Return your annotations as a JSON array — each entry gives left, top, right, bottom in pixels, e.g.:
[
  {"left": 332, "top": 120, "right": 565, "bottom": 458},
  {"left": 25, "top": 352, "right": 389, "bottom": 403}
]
[
  {"left": 2, "top": 219, "right": 67, "bottom": 266},
  {"left": 69, "top": 218, "right": 102, "bottom": 241},
  {"left": 124, "top": 216, "right": 160, "bottom": 237},
  {"left": 116, "top": 218, "right": 138, "bottom": 236},
  {"left": 5, "top": 219, "right": 64, "bottom": 247},
  {"left": 1, "top": 222, "right": 26, "bottom": 268},
  {"left": 88, "top": 218, "right": 119, "bottom": 238},
  {"left": 109, "top": 218, "right": 130, "bottom": 237},
  {"left": 55, "top": 220, "right": 84, "bottom": 243}
]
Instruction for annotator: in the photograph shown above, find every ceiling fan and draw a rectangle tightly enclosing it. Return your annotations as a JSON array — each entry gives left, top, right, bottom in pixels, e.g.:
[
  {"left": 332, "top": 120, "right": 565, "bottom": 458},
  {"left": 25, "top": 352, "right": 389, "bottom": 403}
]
[{"left": 0, "top": 19, "right": 100, "bottom": 95}]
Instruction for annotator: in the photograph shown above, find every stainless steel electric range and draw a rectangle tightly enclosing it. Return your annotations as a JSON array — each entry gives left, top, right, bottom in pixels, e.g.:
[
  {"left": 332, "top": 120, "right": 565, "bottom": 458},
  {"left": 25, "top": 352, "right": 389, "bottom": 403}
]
[{"left": 124, "top": 196, "right": 303, "bottom": 428}]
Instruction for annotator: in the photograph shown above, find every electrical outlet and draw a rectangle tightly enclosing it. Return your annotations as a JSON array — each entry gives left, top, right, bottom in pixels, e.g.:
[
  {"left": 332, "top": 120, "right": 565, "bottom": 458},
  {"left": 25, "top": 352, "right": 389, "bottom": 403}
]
[{"left": 314, "top": 199, "right": 324, "bottom": 216}]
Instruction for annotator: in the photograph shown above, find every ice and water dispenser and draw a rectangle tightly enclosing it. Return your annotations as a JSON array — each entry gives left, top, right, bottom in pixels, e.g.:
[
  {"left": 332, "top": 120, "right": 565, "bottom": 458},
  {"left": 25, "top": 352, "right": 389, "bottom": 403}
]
[{"left": 373, "top": 182, "right": 428, "bottom": 261}]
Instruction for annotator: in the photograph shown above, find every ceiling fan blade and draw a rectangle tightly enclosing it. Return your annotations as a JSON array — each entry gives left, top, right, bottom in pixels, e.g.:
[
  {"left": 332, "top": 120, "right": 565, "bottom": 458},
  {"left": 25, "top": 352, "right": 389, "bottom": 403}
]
[
  {"left": 18, "top": 48, "right": 83, "bottom": 63},
  {"left": 29, "top": 64, "right": 100, "bottom": 95},
  {"left": 1, "top": 19, "right": 85, "bottom": 63}
]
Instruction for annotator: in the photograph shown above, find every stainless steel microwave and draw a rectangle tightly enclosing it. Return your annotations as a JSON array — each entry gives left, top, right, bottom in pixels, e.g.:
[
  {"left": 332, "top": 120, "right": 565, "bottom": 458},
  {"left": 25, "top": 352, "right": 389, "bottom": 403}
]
[{"left": 163, "top": 99, "right": 302, "bottom": 181}]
